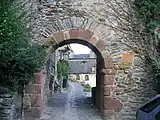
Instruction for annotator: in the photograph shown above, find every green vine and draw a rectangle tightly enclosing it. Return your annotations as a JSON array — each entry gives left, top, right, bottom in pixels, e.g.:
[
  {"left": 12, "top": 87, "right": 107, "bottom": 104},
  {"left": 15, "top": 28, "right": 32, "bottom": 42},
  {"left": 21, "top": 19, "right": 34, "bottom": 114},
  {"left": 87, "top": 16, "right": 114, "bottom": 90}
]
[{"left": 57, "top": 60, "right": 69, "bottom": 80}]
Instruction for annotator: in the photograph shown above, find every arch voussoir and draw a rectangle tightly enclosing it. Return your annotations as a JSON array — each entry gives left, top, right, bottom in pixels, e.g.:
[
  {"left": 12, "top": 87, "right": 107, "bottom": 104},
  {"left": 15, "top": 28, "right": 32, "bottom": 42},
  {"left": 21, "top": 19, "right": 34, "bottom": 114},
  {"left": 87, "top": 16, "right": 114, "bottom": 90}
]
[
  {"left": 53, "top": 31, "right": 64, "bottom": 43},
  {"left": 89, "top": 36, "right": 99, "bottom": 46},
  {"left": 69, "top": 28, "right": 94, "bottom": 42},
  {"left": 95, "top": 39, "right": 107, "bottom": 52}
]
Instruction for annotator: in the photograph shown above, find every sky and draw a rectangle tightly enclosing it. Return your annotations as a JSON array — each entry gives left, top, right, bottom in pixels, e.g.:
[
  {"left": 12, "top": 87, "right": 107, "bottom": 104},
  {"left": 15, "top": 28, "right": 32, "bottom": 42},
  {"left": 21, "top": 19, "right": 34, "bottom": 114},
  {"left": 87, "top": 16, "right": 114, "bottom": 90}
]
[{"left": 70, "top": 43, "right": 91, "bottom": 54}]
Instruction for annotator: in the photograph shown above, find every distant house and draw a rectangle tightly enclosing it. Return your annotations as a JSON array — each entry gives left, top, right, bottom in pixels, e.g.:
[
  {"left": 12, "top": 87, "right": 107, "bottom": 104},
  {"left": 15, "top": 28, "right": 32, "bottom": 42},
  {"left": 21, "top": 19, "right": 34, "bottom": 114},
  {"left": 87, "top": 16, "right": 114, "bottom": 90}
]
[{"left": 68, "top": 53, "right": 96, "bottom": 87}]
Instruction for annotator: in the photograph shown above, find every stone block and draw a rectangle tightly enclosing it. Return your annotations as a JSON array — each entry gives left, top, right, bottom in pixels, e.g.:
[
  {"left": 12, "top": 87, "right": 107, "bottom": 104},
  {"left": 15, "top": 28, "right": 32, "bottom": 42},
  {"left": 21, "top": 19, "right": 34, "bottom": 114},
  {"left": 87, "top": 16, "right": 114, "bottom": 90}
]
[
  {"left": 104, "top": 57, "right": 114, "bottom": 69},
  {"left": 23, "top": 95, "right": 31, "bottom": 108},
  {"left": 122, "top": 52, "right": 134, "bottom": 64},
  {"left": 115, "top": 88, "right": 124, "bottom": 94},
  {"left": 104, "top": 97, "right": 123, "bottom": 111},
  {"left": 95, "top": 39, "right": 107, "bottom": 51},
  {"left": 104, "top": 75, "right": 115, "bottom": 85},
  {"left": 103, "top": 110, "right": 115, "bottom": 118},
  {"left": 69, "top": 28, "right": 94, "bottom": 41},
  {"left": 30, "top": 94, "right": 42, "bottom": 107},
  {"left": 34, "top": 73, "right": 43, "bottom": 84},
  {"left": 53, "top": 31, "right": 64, "bottom": 43},
  {"left": 24, "top": 107, "right": 42, "bottom": 118},
  {"left": 25, "top": 84, "right": 41, "bottom": 94},
  {"left": 104, "top": 87, "right": 111, "bottom": 96},
  {"left": 101, "top": 68, "right": 117, "bottom": 75},
  {"left": 89, "top": 37, "right": 98, "bottom": 45}
]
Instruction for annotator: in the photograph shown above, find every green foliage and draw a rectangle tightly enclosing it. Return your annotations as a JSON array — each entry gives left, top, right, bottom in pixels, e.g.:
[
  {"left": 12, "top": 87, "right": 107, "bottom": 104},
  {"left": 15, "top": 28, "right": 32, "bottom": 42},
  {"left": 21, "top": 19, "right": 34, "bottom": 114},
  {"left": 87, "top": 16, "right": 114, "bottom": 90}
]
[
  {"left": 134, "top": 0, "right": 160, "bottom": 32},
  {"left": 134, "top": 0, "right": 160, "bottom": 91},
  {"left": 84, "top": 84, "right": 91, "bottom": 92},
  {"left": 0, "top": 0, "right": 46, "bottom": 91},
  {"left": 57, "top": 60, "right": 69, "bottom": 80}
]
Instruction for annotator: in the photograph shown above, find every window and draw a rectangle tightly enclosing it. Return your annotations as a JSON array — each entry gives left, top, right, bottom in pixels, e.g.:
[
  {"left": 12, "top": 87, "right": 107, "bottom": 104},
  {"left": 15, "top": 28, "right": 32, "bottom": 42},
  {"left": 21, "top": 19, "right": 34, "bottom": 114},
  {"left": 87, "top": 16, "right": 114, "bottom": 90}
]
[
  {"left": 92, "top": 67, "right": 96, "bottom": 73},
  {"left": 140, "top": 97, "right": 160, "bottom": 113},
  {"left": 85, "top": 75, "right": 89, "bottom": 80},
  {"left": 76, "top": 75, "right": 80, "bottom": 80}
]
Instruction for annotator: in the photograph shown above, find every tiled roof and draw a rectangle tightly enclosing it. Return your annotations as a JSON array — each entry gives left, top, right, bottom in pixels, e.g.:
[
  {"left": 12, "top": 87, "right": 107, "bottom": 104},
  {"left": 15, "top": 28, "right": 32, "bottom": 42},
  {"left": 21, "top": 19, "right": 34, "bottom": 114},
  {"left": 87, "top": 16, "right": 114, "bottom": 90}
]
[
  {"left": 69, "top": 59, "right": 96, "bottom": 74},
  {"left": 72, "top": 54, "right": 90, "bottom": 59}
]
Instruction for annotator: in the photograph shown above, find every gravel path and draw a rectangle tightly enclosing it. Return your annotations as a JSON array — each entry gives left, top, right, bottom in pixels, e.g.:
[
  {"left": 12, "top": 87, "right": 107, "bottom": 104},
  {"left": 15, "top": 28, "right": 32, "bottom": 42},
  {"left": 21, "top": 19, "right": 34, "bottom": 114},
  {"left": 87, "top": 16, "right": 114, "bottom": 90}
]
[{"left": 41, "top": 82, "right": 102, "bottom": 120}]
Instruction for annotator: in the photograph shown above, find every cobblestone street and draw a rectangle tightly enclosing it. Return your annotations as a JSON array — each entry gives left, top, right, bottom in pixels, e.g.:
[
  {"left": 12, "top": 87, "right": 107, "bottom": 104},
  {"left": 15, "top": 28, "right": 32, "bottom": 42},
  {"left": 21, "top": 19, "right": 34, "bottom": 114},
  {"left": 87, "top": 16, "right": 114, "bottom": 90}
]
[{"left": 41, "top": 82, "right": 102, "bottom": 120}]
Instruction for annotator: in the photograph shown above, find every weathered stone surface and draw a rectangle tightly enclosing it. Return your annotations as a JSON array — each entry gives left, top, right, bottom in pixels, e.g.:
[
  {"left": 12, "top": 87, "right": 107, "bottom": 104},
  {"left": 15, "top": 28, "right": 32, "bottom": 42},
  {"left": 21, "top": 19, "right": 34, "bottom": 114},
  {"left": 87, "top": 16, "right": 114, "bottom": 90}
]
[
  {"left": 104, "top": 75, "right": 115, "bottom": 85},
  {"left": 53, "top": 31, "right": 64, "bottom": 43},
  {"left": 101, "top": 68, "right": 117, "bottom": 75},
  {"left": 104, "top": 87, "right": 111, "bottom": 96},
  {"left": 30, "top": 94, "right": 42, "bottom": 107},
  {"left": 69, "top": 28, "right": 94, "bottom": 41},
  {"left": 24, "top": 70, "right": 46, "bottom": 120},
  {"left": 95, "top": 39, "right": 107, "bottom": 51},
  {"left": 25, "top": 84, "right": 42, "bottom": 94},
  {"left": 24, "top": 107, "right": 42, "bottom": 118},
  {"left": 89, "top": 37, "right": 99, "bottom": 45},
  {"left": 103, "top": 110, "right": 115, "bottom": 118},
  {"left": 34, "top": 73, "right": 43, "bottom": 84},
  {"left": 104, "top": 57, "right": 114, "bottom": 69},
  {"left": 0, "top": 92, "right": 22, "bottom": 120},
  {"left": 104, "top": 97, "right": 123, "bottom": 111}
]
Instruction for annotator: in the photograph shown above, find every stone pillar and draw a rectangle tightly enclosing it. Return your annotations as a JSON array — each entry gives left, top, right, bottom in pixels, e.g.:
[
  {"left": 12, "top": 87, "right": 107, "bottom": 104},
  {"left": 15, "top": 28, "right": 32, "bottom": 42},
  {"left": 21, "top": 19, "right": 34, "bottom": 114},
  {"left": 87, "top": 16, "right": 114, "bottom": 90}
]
[
  {"left": 102, "top": 58, "right": 123, "bottom": 119},
  {"left": 24, "top": 70, "right": 46, "bottom": 120}
]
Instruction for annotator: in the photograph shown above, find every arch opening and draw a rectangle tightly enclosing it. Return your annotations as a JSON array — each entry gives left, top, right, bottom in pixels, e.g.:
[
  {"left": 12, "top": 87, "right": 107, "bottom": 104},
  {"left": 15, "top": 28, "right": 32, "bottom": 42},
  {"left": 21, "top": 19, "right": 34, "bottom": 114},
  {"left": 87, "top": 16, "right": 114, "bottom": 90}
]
[
  {"left": 43, "top": 28, "right": 118, "bottom": 119},
  {"left": 53, "top": 39, "right": 105, "bottom": 112}
]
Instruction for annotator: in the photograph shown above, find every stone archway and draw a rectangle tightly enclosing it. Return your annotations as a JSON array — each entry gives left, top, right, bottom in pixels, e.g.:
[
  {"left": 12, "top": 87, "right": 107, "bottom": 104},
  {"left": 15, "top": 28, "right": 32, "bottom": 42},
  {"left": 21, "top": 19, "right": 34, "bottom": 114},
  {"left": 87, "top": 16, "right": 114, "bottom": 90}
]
[
  {"left": 48, "top": 28, "right": 123, "bottom": 118},
  {"left": 24, "top": 28, "right": 123, "bottom": 120}
]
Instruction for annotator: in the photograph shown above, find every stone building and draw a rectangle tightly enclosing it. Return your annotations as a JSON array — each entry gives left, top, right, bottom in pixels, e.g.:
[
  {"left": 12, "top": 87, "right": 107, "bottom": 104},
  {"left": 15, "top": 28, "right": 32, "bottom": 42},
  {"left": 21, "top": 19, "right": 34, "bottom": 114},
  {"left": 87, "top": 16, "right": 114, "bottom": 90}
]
[{"left": 69, "top": 53, "right": 96, "bottom": 87}]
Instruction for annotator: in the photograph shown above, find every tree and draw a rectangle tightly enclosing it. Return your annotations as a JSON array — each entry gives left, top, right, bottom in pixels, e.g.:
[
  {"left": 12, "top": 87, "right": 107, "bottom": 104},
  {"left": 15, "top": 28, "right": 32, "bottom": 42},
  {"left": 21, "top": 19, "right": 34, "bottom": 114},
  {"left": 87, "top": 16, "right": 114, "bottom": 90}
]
[
  {"left": 57, "top": 59, "right": 69, "bottom": 88},
  {"left": 0, "top": 0, "right": 47, "bottom": 91}
]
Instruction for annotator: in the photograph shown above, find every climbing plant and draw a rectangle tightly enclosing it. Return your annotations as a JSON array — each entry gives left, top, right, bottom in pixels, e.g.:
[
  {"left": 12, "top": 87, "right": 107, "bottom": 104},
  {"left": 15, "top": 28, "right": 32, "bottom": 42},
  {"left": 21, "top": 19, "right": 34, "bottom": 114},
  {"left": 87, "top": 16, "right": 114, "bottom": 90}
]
[
  {"left": 57, "top": 60, "right": 69, "bottom": 80},
  {"left": 134, "top": 0, "right": 160, "bottom": 91},
  {"left": 0, "top": 0, "right": 47, "bottom": 91}
]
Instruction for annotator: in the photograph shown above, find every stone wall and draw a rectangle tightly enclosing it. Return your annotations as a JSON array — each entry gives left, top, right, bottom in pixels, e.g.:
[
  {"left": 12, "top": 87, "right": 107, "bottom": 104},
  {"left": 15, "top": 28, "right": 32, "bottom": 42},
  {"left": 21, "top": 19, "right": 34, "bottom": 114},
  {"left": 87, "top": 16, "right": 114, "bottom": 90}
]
[
  {"left": 19, "top": 0, "right": 157, "bottom": 119},
  {"left": 0, "top": 88, "right": 22, "bottom": 120}
]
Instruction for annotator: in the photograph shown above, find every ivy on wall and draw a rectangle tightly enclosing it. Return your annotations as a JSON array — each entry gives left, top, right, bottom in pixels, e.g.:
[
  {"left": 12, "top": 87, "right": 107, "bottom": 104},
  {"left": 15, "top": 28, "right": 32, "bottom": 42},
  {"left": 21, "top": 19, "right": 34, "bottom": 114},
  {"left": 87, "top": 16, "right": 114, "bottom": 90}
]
[
  {"left": 134, "top": 0, "right": 160, "bottom": 91},
  {"left": 57, "top": 60, "right": 69, "bottom": 80}
]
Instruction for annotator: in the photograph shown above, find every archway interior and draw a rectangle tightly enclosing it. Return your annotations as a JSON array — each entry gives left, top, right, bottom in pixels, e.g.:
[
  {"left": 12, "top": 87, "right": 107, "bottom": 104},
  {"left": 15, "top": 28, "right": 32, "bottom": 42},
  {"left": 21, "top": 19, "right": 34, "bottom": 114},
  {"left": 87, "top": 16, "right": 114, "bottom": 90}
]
[{"left": 54, "top": 39, "right": 105, "bottom": 112}]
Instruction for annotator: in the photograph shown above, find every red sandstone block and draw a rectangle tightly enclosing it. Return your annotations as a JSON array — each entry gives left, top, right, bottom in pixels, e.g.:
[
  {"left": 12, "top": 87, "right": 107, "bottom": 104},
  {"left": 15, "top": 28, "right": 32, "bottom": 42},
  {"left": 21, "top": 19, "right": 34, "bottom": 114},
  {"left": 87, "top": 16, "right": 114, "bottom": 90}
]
[
  {"left": 104, "top": 87, "right": 111, "bottom": 96},
  {"left": 25, "top": 84, "right": 41, "bottom": 94},
  {"left": 69, "top": 28, "right": 94, "bottom": 41},
  {"left": 34, "top": 73, "right": 43, "bottom": 84},
  {"left": 104, "top": 57, "right": 114, "bottom": 69},
  {"left": 53, "top": 31, "right": 64, "bottom": 43},
  {"left": 89, "top": 37, "right": 98, "bottom": 45},
  {"left": 122, "top": 52, "right": 134, "bottom": 64},
  {"left": 95, "top": 39, "right": 107, "bottom": 51},
  {"left": 104, "top": 97, "right": 123, "bottom": 111},
  {"left": 101, "top": 68, "right": 117, "bottom": 75},
  {"left": 104, "top": 75, "right": 115, "bottom": 85},
  {"left": 30, "top": 94, "right": 42, "bottom": 107}
]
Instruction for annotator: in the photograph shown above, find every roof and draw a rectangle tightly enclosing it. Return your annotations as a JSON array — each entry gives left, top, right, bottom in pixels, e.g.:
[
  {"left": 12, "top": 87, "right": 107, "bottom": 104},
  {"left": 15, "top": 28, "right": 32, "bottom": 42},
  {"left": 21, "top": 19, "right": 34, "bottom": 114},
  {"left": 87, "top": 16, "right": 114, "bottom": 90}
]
[
  {"left": 69, "top": 59, "right": 96, "bottom": 74},
  {"left": 72, "top": 54, "right": 90, "bottom": 59}
]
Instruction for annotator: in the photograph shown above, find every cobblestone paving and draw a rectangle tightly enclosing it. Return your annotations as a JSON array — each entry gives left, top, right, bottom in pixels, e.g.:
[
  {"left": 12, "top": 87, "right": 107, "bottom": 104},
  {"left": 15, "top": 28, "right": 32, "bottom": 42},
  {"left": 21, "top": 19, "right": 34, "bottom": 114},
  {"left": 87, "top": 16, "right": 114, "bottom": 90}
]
[{"left": 41, "top": 82, "right": 102, "bottom": 120}]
